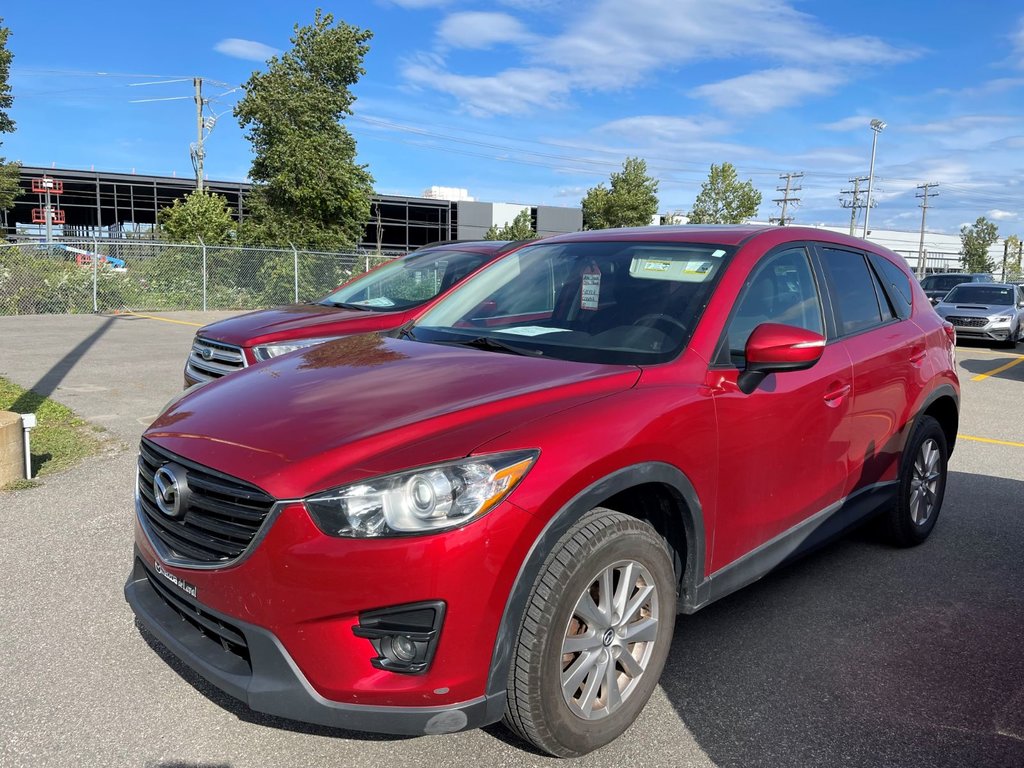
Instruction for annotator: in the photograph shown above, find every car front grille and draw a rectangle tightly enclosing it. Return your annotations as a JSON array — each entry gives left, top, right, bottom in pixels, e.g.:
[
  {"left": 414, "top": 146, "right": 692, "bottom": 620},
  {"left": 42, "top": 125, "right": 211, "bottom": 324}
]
[
  {"left": 137, "top": 439, "right": 276, "bottom": 565},
  {"left": 139, "top": 559, "right": 251, "bottom": 668},
  {"left": 946, "top": 316, "right": 988, "bottom": 328},
  {"left": 186, "top": 337, "right": 247, "bottom": 382}
]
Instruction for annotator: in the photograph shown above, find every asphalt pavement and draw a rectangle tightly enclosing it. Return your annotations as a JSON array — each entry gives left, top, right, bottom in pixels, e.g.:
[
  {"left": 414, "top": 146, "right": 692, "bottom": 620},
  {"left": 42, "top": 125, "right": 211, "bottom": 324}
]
[{"left": 1, "top": 312, "right": 1022, "bottom": 768}]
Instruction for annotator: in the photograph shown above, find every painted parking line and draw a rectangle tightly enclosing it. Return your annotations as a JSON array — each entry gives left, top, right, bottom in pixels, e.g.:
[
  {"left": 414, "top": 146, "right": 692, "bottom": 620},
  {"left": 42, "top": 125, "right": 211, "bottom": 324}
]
[
  {"left": 119, "top": 311, "right": 203, "bottom": 327},
  {"left": 970, "top": 356, "right": 1024, "bottom": 382},
  {"left": 958, "top": 434, "right": 1024, "bottom": 449}
]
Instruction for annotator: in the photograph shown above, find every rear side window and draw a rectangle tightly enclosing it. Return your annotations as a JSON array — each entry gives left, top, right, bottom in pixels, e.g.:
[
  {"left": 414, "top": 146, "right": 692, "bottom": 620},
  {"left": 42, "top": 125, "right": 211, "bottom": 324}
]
[
  {"left": 869, "top": 254, "right": 913, "bottom": 319},
  {"left": 820, "top": 247, "right": 884, "bottom": 335}
]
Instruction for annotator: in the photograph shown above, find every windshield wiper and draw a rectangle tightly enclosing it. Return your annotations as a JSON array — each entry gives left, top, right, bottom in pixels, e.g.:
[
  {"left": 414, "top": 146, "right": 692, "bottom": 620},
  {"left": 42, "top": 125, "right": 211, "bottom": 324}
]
[
  {"left": 320, "top": 301, "right": 374, "bottom": 311},
  {"left": 439, "top": 336, "right": 543, "bottom": 356}
]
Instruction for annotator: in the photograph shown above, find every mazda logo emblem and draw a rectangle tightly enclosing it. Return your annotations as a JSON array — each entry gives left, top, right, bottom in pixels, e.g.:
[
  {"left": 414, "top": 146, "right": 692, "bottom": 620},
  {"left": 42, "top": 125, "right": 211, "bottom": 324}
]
[
  {"left": 153, "top": 464, "right": 189, "bottom": 518},
  {"left": 201, "top": 347, "right": 214, "bottom": 361}
]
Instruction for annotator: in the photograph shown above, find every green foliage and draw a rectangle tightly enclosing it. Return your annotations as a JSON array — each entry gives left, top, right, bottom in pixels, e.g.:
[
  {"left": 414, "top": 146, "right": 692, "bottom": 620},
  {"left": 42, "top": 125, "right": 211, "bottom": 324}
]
[
  {"left": 235, "top": 10, "right": 374, "bottom": 249},
  {"left": 484, "top": 208, "right": 539, "bottom": 240},
  {"left": 0, "top": 17, "right": 18, "bottom": 213},
  {"left": 0, "top": 375, "right": 104, "bottom": 484},
  {"left": 581, "top": 157, "right": 659, "bottom": 230},
  {"left": 959, "top": 216, "right": 998, "bottom": 274},
  {"left": 688, "top": 163, "right": 762, "bottom": 224},
  {"left": 157, "top": 191, "right": 235, "bottom": 244}
]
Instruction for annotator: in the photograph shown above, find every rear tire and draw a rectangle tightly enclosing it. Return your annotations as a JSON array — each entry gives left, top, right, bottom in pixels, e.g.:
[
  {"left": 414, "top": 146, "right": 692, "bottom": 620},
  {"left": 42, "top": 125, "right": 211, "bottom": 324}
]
[
  {"left": 503, "top": 508, "right": 676, "bottom": 757},
  {"left": 884, "top": 415, "right": 948, "bottom": 547}
]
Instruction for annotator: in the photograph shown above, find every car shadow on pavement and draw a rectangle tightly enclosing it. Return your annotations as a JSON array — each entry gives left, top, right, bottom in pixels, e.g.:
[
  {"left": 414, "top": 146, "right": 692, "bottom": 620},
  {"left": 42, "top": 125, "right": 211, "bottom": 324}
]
[
  {"left": 134, "top": 622, "right": 414, "bottom": 744},
  {"left": 656, "top": 471, "right": 1024, "bottom": 768},
  {"left": 958, "top": 356, "right": 1024, "bottom": 382}
]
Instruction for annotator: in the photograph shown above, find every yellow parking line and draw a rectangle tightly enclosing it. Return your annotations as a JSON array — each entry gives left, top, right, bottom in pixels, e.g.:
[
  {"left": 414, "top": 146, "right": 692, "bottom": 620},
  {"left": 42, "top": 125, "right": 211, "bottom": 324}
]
[
  {"left": 119, "top": 311, "right": 203, "bottom": 327},
  {"left": 958, "top": 434, "right": 1024, "bottom": 449},
  {"left": 970, "top": 356, "right": 1024, "bottom": 381}
]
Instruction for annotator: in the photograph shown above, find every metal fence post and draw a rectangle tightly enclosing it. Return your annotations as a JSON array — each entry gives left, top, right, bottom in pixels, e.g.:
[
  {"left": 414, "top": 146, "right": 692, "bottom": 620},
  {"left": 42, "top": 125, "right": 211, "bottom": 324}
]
[
  {"left": 92, "top": 238, "right": 98, "bottom": 313},
  {"left": 291, "top": 242, "right": 299, "bottom": 302},
  {"left": 199, "top": 237, "right": 208, "bottom": 312}
]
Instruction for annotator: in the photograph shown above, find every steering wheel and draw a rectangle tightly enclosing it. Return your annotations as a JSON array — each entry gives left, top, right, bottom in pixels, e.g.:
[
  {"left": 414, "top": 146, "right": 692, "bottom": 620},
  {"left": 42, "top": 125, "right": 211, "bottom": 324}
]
[{"left": 634, "top": 313, "right": 688, "bottom": 335}]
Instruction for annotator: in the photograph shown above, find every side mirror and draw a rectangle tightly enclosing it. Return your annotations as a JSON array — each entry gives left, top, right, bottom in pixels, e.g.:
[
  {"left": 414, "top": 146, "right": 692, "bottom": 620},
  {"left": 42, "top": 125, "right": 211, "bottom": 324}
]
[{"left": 738, "top": 323, "right": 826, "bottom": 394}]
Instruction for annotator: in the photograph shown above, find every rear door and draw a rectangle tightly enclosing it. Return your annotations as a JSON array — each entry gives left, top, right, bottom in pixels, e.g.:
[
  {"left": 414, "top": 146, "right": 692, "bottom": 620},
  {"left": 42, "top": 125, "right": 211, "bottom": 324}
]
[{"left": 815, "top": 245, "right": 922, "bottom": 495}]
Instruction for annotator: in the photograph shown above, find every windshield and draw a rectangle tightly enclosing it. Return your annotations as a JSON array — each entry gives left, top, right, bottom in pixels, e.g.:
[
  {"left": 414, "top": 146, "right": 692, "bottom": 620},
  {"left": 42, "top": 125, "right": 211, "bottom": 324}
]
[
  {"left": 412, "top": 241, "right": 733, "bottom": 365},
  {"left": 321, "top": 246, "right": 501, "bottom": 311},
  {"left": 922, "top": 275, "right": 976, "bottom": 292},
  {"left": 943, "top": 284, "right": 1015, "bottom": 305}
]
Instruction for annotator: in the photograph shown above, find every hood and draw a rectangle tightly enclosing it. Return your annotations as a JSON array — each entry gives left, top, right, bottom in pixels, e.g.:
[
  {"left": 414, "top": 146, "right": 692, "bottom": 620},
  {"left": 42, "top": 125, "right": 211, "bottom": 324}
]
[
  {"left": 199, "top": 303, "right": 408, "bottom": 347},
  {"left": 937, "top": 303, "right": 1012, "bottom": 316},
  {"left": 146, "top": 335, "right": 640, "bottom": 498}
]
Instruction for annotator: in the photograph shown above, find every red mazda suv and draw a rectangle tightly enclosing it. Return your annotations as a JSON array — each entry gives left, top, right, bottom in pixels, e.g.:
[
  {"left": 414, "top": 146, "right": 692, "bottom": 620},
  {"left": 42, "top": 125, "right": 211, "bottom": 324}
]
[
  {"left": 126, "top": 226, "right": 959, "bottom": 757},
  {"left": 183, "top": 240, "right": 522, "bottom": 386}
]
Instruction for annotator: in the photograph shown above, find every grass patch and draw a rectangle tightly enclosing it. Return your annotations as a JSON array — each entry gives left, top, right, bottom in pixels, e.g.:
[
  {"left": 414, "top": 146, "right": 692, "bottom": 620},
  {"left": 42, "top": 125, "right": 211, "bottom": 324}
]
[{"left": 0, "top": 376, "right": 104, "bottom": 488}]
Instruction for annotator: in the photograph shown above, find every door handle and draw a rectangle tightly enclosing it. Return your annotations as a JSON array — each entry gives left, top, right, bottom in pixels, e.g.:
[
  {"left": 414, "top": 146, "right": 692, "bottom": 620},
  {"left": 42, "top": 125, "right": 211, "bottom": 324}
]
[
  {"left": 824, "top": 383, "right": 851, "bottom": 406},
  {"left": 910, "top": 347, "right": 926, "bottom": 366}
]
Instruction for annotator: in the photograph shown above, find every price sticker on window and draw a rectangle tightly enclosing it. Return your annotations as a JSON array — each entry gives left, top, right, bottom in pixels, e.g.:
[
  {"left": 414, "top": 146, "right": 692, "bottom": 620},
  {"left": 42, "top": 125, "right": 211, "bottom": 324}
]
[{"left": 581, "top": 263, "right": 601, "bottom": 311}]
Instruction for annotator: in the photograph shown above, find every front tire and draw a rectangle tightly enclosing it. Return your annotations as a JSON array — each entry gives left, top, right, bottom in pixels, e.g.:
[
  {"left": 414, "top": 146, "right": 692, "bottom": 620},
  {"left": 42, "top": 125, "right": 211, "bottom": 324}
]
[
  {"left": 884, "top": 415, "right": 948, "bottom": 547},
  {"left": 503, "top": 508, "right": 677, "bottom": 757}
]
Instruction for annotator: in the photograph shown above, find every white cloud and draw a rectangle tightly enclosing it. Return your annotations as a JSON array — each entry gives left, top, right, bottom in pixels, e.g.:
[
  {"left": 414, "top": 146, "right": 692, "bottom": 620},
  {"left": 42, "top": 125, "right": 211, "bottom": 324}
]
[
  {"left": 1013, "top": 17, "right": 1024, "bottom": 63},
  {"left": 987, "top": 209, "right": 1018, "bottom": 221},
  {"left": 689, "top": 68, "right": 843, "bottom": 113},
  {"left": 437, "top": 12, "right": 536, "bottom": 50},
  {"left": 821, "top": 115, "right": 877, "bottom": 132},
  {"left": 214, "top": 38, "right": 280, "bottom": 61},
  {"left": 596, "top": 115, "right": 730, "bottom": 142},
  {"left": 401, "top": 57, "right": 570, "bottom": 116}
]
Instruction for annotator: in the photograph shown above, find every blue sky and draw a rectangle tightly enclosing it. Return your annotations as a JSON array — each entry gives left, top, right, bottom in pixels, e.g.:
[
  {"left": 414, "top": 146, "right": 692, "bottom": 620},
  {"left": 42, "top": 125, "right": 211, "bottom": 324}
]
[{"left": 3, "top": 0, "right": 1023, "bottom": 234}]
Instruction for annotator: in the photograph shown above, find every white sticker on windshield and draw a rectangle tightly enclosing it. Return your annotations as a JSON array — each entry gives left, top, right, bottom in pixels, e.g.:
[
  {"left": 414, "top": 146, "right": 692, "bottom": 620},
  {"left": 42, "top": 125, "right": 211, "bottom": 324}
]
[
  {"left": 581, "top": 265, "right": 601, "bottom": 310},
  {"left": 498, "top": 326, "right": 571, "bottom": 337},
  {"left": 352, "top": 297, "right": 396, "bottom": 307}
]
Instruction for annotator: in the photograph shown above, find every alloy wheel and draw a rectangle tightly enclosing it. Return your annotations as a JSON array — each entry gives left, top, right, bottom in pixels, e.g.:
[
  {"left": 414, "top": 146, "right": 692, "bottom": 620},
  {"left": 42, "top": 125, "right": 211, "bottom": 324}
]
[
  {"left": 909, "top": 438, "right": 941, "bottom": 526},
  {"left": 560, "top": 560, "right": 660, "bottom": 720}
]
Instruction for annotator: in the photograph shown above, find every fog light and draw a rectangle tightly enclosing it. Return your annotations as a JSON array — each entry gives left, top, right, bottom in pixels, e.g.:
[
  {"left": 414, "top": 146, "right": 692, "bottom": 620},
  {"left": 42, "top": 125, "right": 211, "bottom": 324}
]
[
  {"left": 389, "top": 635, "right": 418, "bottom": 663},
  {"left": 353, "top": 600, "right": 446, "bottom": 674}
]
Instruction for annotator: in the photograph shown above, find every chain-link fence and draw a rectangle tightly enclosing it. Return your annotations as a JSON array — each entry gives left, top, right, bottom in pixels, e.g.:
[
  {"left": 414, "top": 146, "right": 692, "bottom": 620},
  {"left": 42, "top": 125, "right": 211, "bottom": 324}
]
[{"left": 0, "top": 240, "right": 399, "bottom": 315}]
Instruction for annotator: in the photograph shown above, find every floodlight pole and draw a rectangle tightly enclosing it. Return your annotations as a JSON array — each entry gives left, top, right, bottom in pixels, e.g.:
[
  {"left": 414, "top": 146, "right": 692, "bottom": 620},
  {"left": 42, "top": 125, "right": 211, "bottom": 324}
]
[{"left": 862, "top": 119, "right": 885, "bottom": 239}]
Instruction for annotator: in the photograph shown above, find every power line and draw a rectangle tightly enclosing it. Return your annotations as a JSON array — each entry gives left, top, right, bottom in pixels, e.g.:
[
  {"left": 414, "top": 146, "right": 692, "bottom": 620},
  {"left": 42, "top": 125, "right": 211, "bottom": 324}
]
[{"left": 839, "top": 176, "right": 870, "bottom": 235}]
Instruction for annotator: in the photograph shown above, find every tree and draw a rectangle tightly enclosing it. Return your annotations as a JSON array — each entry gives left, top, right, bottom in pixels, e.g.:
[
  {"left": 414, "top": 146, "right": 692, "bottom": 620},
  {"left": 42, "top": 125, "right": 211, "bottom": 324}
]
[
  {"left": 687, "top": 163, "right": 762, "bottom": 224},
  {"left": 581, "top": 157, "right": 659, "bottom": 230},
  {"left": 484, "top": 208, "right": 539, "bottom": 240},
  {"left": 235, "top": 10, "right": 374, "bottom": 250},
  {"left": 959, "top": 216, "right": 998, "bottom": 274},
  {"left": 0, "top": 17, "right": 20, "bottom": 214},
  {"left": 158, "top": 190, "right": 235, "bottom": 244}
]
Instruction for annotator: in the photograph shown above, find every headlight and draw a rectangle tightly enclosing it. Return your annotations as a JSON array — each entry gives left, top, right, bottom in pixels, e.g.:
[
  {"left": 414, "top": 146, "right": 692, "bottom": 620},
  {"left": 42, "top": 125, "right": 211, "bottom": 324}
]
[
  {"left": 989, "top": 315, "right": 1011, "bottom": 326},
  {"left": 305, "top": 450, "right": 539, "bottom": 537},
  {"left": 253, "top": 336, "right": 343, "bottom": 361}
]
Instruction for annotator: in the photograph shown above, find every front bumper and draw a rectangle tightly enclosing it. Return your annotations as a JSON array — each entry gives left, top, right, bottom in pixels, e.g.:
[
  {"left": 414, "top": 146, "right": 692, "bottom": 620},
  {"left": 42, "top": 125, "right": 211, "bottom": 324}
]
[
  {"left": 125, "top": 488, "right": 545, "bottom": 733},
  {"left": 125, "top": 556, "right": 505, "bottom": 734}
]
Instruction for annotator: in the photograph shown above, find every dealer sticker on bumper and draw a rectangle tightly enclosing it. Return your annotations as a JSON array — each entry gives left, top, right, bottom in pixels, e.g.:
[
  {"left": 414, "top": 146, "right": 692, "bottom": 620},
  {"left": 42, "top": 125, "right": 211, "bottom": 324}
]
[{"left": 155, "top": 560, "right": 198, "bottom": 599}]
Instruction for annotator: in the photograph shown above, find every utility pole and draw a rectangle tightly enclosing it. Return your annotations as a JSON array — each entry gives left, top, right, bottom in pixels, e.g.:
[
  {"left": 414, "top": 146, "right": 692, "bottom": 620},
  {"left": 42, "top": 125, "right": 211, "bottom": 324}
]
[
  {"left": 915, "top": 182, "right": 938, "bottom": 278},
  {"left": 770, "top": 172, "right": 803, "bottom": 226},
  {"left": 192, "top": 77, "right": 205, "bottom": 192},
  {"left": 839, "top": 176, "right": 870, "bottom": 236}
]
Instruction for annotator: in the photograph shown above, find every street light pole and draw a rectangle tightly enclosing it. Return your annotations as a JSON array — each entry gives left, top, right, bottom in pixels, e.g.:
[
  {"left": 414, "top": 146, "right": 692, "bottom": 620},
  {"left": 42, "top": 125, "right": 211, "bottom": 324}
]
[{"left": 862, "top": 118, "right": 885, "bottom": 240}]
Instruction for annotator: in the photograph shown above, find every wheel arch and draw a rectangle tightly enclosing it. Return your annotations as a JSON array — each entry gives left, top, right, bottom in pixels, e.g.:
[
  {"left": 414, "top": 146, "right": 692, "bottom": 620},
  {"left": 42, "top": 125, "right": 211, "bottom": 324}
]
[
  {"left": 917, "top": 384, "right": 959, "bottom": 455},
  {"left": 484, "top": 462, "right": 705, "bottom": 702}
]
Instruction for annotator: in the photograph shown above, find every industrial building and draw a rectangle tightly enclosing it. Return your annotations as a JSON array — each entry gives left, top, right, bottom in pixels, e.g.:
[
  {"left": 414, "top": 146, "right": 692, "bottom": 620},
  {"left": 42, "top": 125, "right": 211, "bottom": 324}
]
[{"left": 5, "top": 166, "right": 583, "bottom": 251}]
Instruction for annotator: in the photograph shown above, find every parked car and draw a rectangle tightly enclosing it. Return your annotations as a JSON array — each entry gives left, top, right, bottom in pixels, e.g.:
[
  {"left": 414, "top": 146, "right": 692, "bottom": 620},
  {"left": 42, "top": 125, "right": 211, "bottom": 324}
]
[
  {"left": 934, "top": 282, "right": 1024, "bottom": 347},
  {"left": 183, "top": 240, "right": 524, "bottom": 386},
  {"left": 919, "top": 271, "right": 994, "bottom": 305},
  {"left": 126, "top": 226, "right": 959, "bottom": 757}
]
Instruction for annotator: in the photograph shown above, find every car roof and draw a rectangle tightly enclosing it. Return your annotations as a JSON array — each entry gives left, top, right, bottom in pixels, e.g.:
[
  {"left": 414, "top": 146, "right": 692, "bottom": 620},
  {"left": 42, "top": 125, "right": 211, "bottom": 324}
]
[
  {"left": 414, "top": 240, "right": 513, "bottom": 255},
  {"left": 529, "top": 224, "right": 900, "bottom": 254}
]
